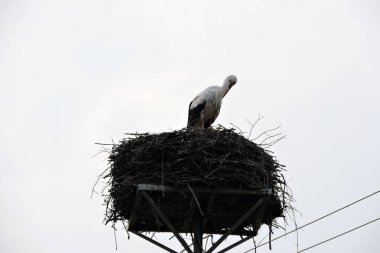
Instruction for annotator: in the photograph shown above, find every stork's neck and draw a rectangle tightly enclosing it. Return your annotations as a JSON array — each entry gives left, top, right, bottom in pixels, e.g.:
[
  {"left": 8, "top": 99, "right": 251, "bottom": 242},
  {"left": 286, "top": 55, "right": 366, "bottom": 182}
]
[{"left": 219, "top": 81, "right": 231, "bottom": 98}]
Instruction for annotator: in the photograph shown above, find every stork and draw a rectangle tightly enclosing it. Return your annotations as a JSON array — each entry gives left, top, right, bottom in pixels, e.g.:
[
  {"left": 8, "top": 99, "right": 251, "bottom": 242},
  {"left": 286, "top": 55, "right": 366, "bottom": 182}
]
[{"left": 187, "top": 75, "right": 237, "bottom": 128}]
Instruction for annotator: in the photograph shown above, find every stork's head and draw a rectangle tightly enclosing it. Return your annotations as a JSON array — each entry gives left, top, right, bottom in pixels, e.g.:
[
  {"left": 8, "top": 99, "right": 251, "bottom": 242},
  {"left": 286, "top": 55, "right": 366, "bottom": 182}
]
[{"left": 224, "top": 75, "right": 237, "bottom": 89}]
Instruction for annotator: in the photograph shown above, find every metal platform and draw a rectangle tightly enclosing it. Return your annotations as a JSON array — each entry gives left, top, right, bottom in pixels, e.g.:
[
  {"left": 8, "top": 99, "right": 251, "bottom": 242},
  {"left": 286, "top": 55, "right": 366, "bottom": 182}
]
[{"left": 128, "top": 184, "right": 272, "bottom": 253}]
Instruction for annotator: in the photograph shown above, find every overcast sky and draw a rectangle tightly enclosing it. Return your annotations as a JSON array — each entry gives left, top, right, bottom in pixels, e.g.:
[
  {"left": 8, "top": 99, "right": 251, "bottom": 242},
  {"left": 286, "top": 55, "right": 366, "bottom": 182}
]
[{"left": 1, "top": 0, "right": 380, "bottom": 252}]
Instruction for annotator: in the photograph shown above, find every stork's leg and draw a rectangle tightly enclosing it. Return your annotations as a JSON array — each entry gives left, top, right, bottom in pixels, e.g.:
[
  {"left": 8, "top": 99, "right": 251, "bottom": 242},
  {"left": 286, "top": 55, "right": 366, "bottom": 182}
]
[{"left": 201, "top": 115, "right": 205, "bottom": 128}]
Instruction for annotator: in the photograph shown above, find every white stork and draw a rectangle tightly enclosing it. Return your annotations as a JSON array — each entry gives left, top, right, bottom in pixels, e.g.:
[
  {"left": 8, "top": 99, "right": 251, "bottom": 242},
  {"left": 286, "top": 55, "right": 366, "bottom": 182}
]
[{"left": 187, "top": 75, "right": 237, "bottom": 128}]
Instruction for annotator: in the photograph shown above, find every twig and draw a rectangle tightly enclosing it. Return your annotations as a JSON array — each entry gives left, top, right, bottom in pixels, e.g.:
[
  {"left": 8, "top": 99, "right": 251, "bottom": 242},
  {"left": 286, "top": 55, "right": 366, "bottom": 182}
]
[
  {"left": 121, "top": 221, "right": 130, "bottom": 239},
  {"left": 187, "top": 183, "right": 204, "bottom": 216},
  {"left": 91, "top": 167, "right": 109, "bottom": 198},
  {"left": 252, "top": 124, "right": 281, "bottom": 141},
  {"left": 260, "top": 133, "right": 283, "bottom": 146},
  {"left": 246, "top": 114, "right": 264, "bottom": 139},
  {"left": 113, "top": 224, "right": 118, "bottom": 250},
  {"left": 229, "top": 123, "right": 245, "bottom": 135}
]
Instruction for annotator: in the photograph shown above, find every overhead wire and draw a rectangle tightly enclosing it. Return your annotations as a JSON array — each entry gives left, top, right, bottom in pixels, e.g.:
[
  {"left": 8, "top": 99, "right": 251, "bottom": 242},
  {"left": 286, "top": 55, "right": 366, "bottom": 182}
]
[
  {"left": 297, "top": 217, "right": 380, "bottom": 252},
  {"left": 243, "top": 189, "right": 380, "bottom": 253}
]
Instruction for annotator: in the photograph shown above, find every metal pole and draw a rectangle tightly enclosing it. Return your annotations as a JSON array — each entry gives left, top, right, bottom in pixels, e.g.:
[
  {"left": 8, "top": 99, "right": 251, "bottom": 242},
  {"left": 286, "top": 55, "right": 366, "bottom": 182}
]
[{"left": 193, "top": 207, "right": 203, "bottom": 253}]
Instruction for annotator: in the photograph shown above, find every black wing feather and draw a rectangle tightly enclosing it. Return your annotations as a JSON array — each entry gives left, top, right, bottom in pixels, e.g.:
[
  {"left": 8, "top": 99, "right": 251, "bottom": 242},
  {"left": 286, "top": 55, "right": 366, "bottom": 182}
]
[{"left": 187, "top": 100, "right": 206, "bottom": 127}]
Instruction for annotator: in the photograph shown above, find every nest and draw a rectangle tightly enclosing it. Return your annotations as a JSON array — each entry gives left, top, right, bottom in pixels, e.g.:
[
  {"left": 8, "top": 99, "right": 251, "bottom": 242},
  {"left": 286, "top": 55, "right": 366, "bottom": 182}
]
[{"left": 102, "top": 126, "right": 290, "bottom": 236}]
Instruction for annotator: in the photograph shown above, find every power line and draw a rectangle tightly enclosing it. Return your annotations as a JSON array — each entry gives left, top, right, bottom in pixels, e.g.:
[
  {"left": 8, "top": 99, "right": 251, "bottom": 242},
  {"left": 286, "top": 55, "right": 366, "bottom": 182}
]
[
  {"left": 244, "top": 188, "right": 380, "bottom": 252},
  {"left": 297, "top": 217, "right": 380, "bottom": 252}
]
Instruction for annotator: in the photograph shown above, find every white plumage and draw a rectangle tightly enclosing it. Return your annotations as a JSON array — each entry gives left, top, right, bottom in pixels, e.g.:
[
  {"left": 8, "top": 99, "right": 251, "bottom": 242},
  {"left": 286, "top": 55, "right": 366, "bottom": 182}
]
[{"left": 187, "top": 75, "right": 237, "bottom": 128}]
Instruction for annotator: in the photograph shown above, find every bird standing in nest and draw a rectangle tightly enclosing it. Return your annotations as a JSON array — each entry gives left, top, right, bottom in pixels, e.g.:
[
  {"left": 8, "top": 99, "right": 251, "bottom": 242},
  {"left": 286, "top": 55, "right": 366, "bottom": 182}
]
[{"left": 187, "top": 75, "right": 237, "bottom": 128}]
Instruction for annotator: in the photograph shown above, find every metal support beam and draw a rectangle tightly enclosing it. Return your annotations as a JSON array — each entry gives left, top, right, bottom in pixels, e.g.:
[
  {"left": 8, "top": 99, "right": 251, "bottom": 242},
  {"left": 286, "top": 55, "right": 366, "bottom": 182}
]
[
  {"left": 137, "top": 184, "right": 271, "bottom": 195},
  {"left": 130, "top": 184, "right": 273, "bottom": 253},
  {"left": 206, "top": 197, "right": 265, "bottom": 253},
  {"left": 142, "top": 191, "right": 193, "bottom": 253},
  {"left": 216, "top": 234, "right": 255, "bottom": 253},
  {"left": 216, "top": 196, "right": 270, "bottom": 253},
  {"left": 130, "top": 231, "right": 177, "bottom": 253}
]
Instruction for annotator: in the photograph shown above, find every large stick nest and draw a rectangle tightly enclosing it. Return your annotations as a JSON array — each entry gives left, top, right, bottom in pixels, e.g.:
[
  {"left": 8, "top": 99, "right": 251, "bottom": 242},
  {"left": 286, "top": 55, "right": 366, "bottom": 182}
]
[{"left": 102, "top": 126, "right": 291, "bottom": 236}]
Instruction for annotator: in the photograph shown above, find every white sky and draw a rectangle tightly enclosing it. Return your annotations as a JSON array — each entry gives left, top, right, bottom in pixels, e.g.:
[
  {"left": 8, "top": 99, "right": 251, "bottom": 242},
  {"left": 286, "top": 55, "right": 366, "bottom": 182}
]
[{"left": 1, "top": 0, "right": 380, "bottom": 252}]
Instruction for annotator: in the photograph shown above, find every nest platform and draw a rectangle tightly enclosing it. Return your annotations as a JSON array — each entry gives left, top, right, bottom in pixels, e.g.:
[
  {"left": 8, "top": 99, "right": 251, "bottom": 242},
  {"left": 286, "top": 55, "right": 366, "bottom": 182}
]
[{"left": 102, "top": 126, "right": 289, "bottom": 253}]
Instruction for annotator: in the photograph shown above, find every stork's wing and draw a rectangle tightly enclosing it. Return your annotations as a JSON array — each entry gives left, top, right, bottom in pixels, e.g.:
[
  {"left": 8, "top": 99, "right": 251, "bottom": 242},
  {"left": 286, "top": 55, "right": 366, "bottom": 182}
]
[
  {"left": 187, "top": 96, "right": 206, "bottom": 127},
  {"left": 204, "top": 102, "right": 221, "bottom": 128}
]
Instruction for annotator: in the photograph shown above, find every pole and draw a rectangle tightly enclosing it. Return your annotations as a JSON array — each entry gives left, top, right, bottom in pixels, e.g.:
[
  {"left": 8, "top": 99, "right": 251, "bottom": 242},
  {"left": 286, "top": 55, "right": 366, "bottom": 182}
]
[{"left": 193, "top": 207, "right": 203, "bottom": 253}]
